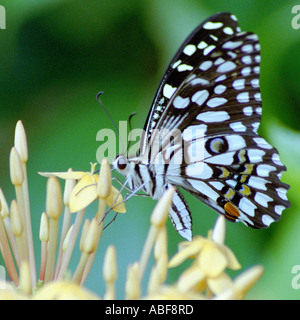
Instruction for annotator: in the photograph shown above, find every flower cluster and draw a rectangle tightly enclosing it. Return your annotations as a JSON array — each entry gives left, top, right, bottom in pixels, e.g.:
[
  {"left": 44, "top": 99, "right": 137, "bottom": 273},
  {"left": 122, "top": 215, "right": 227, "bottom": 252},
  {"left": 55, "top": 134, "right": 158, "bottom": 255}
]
[{"left": 0, "top": 121, "right": 263, "bottom": 299}]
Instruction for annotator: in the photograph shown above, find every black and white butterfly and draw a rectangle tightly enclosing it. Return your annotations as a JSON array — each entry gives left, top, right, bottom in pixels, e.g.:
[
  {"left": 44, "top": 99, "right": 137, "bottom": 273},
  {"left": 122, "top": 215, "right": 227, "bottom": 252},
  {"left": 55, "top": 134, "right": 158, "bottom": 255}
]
[{"left": 113, "top": 12, "right": 290, "bottom": 241}]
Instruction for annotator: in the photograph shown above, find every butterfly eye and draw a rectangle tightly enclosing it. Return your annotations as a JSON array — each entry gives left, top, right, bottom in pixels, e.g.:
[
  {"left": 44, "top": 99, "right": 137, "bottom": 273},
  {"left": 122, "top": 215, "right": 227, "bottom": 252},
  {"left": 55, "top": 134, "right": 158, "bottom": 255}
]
[{"left": 117, "top": 156, "right": 127, "bottom": 170}]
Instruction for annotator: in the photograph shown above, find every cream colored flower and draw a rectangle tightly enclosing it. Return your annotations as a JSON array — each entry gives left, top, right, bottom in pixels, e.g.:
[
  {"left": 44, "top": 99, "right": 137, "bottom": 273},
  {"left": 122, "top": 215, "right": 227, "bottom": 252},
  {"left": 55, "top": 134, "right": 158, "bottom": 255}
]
[
  {"left": 39, "top": 162, "right": 126, "bottom": 214},
  {"left": 0, "top": 121, "right": 264, "bottom": 300},
  {"left": 170, "top": 218, "right": 241, "bottom": 275},
  {"left": 32, "top": 281, "right": 100, "bottom": 300},
  {"left": 169, "top": 216, "right": 242, "bottom": 296},
  {"left": 214, "top": 265, "right": 264, "bottom": 300}
]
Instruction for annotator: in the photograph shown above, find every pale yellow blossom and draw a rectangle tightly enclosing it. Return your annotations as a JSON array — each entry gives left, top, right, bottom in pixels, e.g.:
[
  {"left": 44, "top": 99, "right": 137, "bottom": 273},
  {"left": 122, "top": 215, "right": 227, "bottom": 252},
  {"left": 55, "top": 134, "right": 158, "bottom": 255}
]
[
  {"left": 39, "top": 163, "right": 125, "bottom": 214},
  {"left": 0, "top": 121, "right": 264, "bottom": 300}
]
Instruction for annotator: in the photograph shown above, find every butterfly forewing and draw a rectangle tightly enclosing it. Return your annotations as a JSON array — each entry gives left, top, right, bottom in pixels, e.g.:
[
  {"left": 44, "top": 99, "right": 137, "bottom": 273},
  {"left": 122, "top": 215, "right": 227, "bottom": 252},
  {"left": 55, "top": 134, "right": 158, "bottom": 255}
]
[
  {"left": 121, "top": 12, "right": 290, "bottom": 240},
  {"left": 142, "top": 12, "right": 240, "bottom": 149}
]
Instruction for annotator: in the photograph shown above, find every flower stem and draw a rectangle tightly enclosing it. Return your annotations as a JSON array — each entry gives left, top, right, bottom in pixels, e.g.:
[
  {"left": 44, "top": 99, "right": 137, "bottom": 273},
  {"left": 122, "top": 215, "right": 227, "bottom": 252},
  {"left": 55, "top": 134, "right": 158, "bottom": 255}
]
[
  {"left": 79, "top": 199, "right": 105, "bottom": 286},
  {"left": 54, "top": 205, "right": 71, "bottom": 278},
  {"left": 21, "top": 163, "right": 37, "bottom": 288},
  {"left": 44, "top": 218, "right": 59, "bottom": 282},
  {"left": 72, "top": 253, "right": 89, "bottom": 284},
  {"left": 39, "top": 241, "right": 47, "bottom": 281},
  {"left": 56, "top": 210, "right": 85, "bottom": 280},
  {"left": 138, "top": 226, "right": 158, "bottom": 283},
  {"left": 0, "top": 214, "right": 19, "bottom": 285}
]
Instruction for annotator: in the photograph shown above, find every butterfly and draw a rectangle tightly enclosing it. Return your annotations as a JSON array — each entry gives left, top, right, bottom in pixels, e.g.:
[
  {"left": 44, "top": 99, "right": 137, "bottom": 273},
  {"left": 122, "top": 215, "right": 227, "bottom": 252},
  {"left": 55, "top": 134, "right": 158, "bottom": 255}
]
[{"left": 113, "top": 12, "right": 290, "bottom": 241}]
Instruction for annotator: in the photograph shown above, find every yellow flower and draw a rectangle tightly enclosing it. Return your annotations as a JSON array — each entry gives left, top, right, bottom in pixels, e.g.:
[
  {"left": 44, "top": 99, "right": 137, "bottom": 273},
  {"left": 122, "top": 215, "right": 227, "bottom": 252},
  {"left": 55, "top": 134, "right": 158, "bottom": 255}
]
[
  {"left": 32, "top": 281, "right": 100, "bottom": 300},
  {"left": 213, "top": 265, "right": 264, "bottom": 300},
  {"left": 145, "top": 284, "right": 206, "bottom": 300},
  {"left": 1, "top": 121, "right": 264, "bottom": 300},
  {"left": 39, "top": 162, "right": 126, "bottom": 214},
  {"left": 169, "top": 216, "right": 242, "bottom": 295},
  {"left": 170, "top": 217, "right": 241, "bottom": 273},
  {"left": 0, "top": 281, "right": 29, "bottom": 300}
]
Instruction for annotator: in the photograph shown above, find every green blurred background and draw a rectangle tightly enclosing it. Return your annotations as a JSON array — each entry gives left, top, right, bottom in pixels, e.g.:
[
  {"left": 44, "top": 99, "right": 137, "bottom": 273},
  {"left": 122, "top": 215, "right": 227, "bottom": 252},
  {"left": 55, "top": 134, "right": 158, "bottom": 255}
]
[{"left": 0, "top": 0, "right": 299, "bottom": 299}]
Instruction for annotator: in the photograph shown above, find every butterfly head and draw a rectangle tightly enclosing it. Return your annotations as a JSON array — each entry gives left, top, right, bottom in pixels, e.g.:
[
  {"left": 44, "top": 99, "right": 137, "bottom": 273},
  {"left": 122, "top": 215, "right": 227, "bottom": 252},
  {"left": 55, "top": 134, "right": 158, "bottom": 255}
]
[{"left": 113, "top": 154, "right": 130, "bottom": 175}]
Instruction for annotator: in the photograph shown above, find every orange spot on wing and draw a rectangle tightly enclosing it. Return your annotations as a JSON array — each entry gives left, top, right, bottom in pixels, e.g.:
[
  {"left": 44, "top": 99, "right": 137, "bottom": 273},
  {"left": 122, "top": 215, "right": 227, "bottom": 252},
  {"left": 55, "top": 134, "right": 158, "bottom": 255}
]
[{"left": 224, "top": 202, "right": 240, "bottom": 221}]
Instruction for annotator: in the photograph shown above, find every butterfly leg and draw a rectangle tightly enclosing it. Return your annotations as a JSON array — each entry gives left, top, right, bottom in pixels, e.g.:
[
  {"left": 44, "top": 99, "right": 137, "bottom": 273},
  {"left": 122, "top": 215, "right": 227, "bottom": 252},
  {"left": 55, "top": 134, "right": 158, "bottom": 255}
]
[{"left": 112, "top": 177, "right": 150, "bottom": 198}]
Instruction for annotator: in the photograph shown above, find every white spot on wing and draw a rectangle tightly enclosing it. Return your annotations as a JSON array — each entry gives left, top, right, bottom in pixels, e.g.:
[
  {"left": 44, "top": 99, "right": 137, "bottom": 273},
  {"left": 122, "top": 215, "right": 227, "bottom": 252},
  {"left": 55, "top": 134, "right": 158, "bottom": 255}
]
[
  {"left": 191, "top": 90, "right": 209, "bottom": 106},
  {"left": 248, "top": 176, "right": 268, "bottom": 191},
  {"left": 237, "top": 92, "right": 250, "bottom": 103},
  {"left": 223, "top": 27, "right": 234, "bottom": 35},
  {"left": 172, "top": 59, "right": 182, "bottom": 69},
  {"left": 203, "top": 45, "right": 216, "bottom": 55},
  {"left": 183, "top": 44, "right": 197, "bottom": 56},
  {"left": 229, "top": 121, "right": 247, "bottom": 132},
  {"left": 251, "top": 78, "right": 259, "bottom": 88},
  {"left": 274, "top": 205, "right": 285, "bottom": 215},
  {"left": 239, "top": 198, "right": 257, "bottom": 217},
  {"left": 163, "top": 84, "right": 176, "bottom": 99},
  {"left": 209, "top": 181, "right": 224, "bottom": 190},
  {"left": 247, "top": 149, "right": 265, "bottom": 163},
  {"left": 214, "top": 85, "right": 226, "bottom": 94},
  {"left": 276, "top": 187, "right": 288, "bottom": 201},
  {"left": 253, "top": 137, "right": 273, "bottom": 149},
  {"left": 262, "top": 215, "right": 274, "bottom": 226},
  {"left": 256, "top": 164, "right": 276, "bottom": 177},
  {"left": 243, "top": 106, "right": 253, "bottom": 116},
  {"left": 196, "top": 110, "right": 230, "bottom": 123},
  {"left": 227, "top": 135, "right": 246, "bottom": 150},
  {"left": 177, "top": 64, "right": 193, "bottom": 72},
  {"left": 217, "top": 61, "right": 236, "bottom": 73},
  {"left": 222, "top": 40, "right": 243, "bottom": 50},
  {"left": 182, "top": 124, "right": 207, "bottom": 141},
  {"left": 232, "top": 79, "right": 245, "bottom": 90},
  {"left": 188, "top": 180, "right": 219, "bottom": 201},
  {"left": 203, "top": 21, "right": 223, "bottom": 30},
  {"left": 205, "top": 151, "right": 235, "bottom": 165},
  {"left": 173, "top": 96, "right": 190, "bottom": 109},
  {"left": 206, "top": 97, "right": 228, "bottom": 108},
  {"left": 199, "top": 60, "right": 213, "bottom": 71},
  {"left": 197, "top": 41, "right": 208, "bottom": 49},
  {"left": 254, "top": 192, "right": 273, "bottom": 208},
  {"left": 272, "top": 153, "right": 284, "bottom": 166},
  {"left": 186, "top": 163, "right": 212, "bottom": 179}
]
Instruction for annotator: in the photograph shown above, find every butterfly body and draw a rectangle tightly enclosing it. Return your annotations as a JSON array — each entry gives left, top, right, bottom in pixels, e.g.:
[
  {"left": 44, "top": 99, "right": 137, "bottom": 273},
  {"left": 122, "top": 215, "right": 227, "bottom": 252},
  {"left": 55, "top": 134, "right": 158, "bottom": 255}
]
[{"left": 113, "top": 12, "right": 290, "bottom": 240}]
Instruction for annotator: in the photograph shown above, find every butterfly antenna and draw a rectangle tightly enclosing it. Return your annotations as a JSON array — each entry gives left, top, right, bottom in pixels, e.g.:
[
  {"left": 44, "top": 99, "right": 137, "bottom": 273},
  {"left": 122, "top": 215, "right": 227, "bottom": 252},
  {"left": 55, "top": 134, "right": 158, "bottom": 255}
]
[
  {"left": 126, "top": 112, "right": 136, "bottom": 153},
  {"left": 96, "top": 91, "right": 126, "bottom": 154}
]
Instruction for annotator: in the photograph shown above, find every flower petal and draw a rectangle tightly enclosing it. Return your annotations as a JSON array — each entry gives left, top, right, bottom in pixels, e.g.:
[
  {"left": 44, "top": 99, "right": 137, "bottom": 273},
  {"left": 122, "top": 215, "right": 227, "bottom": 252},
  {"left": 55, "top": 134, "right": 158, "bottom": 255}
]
[
  {"left": 39, "top": 171, "right": 87, "bottom": 180},
  {"left": 207, "top": 272, "right": 233, "bottom": 295},
  {"left": 177, "top": 265, "right": 206, "bottom": 293},
  {"left": 32, "top": 281, "right": 100, "bottom": 300},
  {"left": 211, "top": 215, "right": 226, "bottom": 244},
  {"left": 220, "top": 245, "right": 241, "bottom": 270},
  {"left": 199, "top": 243, "right": 227, "bottom": 277},
  {"left": 145, "top": 285, "right": 206, "bottom": 300},
  {"left": 233, "top": 265, "right": 264, "bottom": 299},
  {"left": 105, "top": 186, "right": 126, "bottom": 213},
  {"left": 69, "top": 175, "right": 98, "bottom": 213},
  {"left": 169, "top": 239, "right": 205, "bottom": 268}
]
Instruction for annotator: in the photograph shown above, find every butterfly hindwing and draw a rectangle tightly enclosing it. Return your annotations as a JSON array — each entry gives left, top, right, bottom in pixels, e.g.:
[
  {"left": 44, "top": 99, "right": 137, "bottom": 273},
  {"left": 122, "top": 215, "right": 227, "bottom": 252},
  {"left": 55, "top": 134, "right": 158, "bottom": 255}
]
[{"left": 176, "top": 134, "right": 289, "bottom": 228}]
